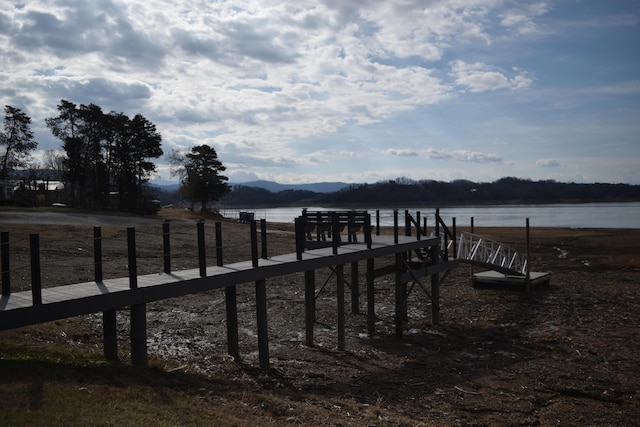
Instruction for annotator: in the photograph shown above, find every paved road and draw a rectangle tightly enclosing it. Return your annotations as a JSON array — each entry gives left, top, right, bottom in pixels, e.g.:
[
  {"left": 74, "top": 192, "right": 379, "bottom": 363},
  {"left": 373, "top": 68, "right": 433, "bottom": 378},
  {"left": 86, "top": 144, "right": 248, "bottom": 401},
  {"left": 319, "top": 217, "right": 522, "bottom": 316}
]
[{"left": 0, "top": 210, "right": 164, "bottom": 227}]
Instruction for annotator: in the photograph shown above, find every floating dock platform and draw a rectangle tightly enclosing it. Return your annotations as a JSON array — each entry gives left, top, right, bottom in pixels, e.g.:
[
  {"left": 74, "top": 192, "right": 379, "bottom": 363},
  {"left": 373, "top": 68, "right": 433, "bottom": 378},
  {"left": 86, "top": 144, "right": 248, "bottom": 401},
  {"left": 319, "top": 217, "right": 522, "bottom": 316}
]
[{"left": 473, "top": 270, "right": 551, "bottom": 289}]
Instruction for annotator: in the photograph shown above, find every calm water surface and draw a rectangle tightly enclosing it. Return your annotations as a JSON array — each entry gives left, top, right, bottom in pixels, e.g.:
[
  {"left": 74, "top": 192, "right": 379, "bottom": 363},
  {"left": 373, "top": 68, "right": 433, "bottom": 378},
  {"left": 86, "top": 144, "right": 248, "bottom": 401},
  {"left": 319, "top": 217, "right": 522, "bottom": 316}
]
[{"left": 220, "top": 202, "right": 640, "bottom": 228}]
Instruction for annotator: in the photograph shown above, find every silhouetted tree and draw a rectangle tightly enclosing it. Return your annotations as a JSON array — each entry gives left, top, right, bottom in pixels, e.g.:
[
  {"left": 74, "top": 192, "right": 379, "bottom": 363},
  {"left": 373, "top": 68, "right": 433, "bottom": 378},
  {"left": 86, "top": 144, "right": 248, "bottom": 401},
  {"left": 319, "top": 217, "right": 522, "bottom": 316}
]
[
  {"left": 170, "top": 145, "right": 230, "bottom": 212},
  {"left": 46, "top": 100, "right": 89, "bottom": 206},
  {"left": 111, "top": 113, "right": 163, "bottom": 211},
  {"left": 0, "top": 105, "right": 37, "bottom": 179},
  {"left": 47, "top": 100, "right": 163, "bottom": 211}
]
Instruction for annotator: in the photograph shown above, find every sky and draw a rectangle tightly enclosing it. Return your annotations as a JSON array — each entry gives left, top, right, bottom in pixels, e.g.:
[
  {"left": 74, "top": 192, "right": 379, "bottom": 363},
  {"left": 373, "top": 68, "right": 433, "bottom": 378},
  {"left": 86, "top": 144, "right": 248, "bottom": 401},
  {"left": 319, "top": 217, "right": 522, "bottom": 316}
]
[{"left": 1, "top": 0, "right": 639, "bottom": 185}]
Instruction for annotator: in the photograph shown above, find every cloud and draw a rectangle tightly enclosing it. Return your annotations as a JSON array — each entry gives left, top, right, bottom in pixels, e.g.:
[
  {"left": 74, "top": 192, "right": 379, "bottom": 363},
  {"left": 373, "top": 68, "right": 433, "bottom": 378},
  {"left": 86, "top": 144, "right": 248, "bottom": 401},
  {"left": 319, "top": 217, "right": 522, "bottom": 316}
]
[
  {"left": 387, "top": 149, "right": 419, "bottom": 157},
  {"left": 450, "top": 150, "right": 502, "bottom": 163},
  {"left": 10, "top": 3, "right": 166, "bottom": 69},
  {"left": 450, "top": 61, "right": 533, "bottom": 93},
  {"left": 536, "top": 158, "right": 560, "bottom": 168},
  {"left": 1, "top": 0, "right": 534, "bottom": 139},
  {"left": 499, "top": 2, "right": 551, "bottom": 34},
  {"left": 424, "top": 149, "right": 502, "bottom": 163}
]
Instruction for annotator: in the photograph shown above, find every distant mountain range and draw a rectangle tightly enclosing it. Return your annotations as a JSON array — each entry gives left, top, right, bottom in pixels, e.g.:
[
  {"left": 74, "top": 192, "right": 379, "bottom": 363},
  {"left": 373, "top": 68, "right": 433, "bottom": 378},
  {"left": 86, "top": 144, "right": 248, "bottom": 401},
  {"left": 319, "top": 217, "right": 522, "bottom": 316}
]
[
  {"left": 152, "top": 177, "right": 640, "bottom": 208},
  {"left": 230, "top": 180, "right": 350, "bottom": 193},
  {"left": 151, "top": 179, "right": 350, "bottom": 194}
]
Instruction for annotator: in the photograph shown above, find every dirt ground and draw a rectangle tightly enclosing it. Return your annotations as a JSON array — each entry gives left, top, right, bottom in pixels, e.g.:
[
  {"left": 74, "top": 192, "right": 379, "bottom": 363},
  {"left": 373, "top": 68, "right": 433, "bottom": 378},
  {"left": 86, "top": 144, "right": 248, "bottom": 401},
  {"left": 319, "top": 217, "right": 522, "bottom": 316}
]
[{"left": 1, "top": 208, "right": 639, "bottom": 425}]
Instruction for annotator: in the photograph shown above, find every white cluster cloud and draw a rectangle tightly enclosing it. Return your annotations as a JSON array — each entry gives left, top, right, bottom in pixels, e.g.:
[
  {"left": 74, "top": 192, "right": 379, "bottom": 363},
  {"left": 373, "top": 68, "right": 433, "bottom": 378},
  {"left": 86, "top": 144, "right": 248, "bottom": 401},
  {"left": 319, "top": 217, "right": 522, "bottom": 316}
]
[
  {"left": 386, "top": 148, "right": 502, "bottom": 163},
  {"left": 500, "top": 2, "right": 550, "bottom": 34},
  {"left": 536, "top": 158, "right": 560, "bottom": 168},
  {"left": 0, "top": 1, "right": 536, "bottom": 129},
  {"left": 450, "top": 61, "right": 533, "bottom": 93}
]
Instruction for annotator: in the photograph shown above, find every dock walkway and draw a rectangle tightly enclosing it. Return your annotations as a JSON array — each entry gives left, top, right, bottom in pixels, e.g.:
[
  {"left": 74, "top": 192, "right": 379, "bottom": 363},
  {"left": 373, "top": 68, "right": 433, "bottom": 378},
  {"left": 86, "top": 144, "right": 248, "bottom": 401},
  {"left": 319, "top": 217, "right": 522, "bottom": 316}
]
[
  {"left": 0, "top": 234, "right": 439, "bottom": 329},
  {"left": 1, "top": 223, "right": 451, "bottom": 368}
]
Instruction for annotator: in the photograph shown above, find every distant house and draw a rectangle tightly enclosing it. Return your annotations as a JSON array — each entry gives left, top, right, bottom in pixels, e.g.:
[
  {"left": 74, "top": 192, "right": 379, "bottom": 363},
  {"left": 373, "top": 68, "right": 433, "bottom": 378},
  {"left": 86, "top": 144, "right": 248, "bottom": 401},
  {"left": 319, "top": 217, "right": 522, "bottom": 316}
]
[
  {"left": 0, "top": 180, "right": 16, "bottom": 203},
  {"left": 0, "top": 179, "right": 65, "bottom": 206}
]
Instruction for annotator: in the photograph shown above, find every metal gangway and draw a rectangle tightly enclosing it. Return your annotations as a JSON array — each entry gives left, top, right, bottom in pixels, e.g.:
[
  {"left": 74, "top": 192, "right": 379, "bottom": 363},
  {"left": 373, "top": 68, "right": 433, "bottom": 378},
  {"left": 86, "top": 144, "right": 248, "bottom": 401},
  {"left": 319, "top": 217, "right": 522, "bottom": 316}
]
[{"left": 455, "top": 232, "right": 527, "bottom": 276}]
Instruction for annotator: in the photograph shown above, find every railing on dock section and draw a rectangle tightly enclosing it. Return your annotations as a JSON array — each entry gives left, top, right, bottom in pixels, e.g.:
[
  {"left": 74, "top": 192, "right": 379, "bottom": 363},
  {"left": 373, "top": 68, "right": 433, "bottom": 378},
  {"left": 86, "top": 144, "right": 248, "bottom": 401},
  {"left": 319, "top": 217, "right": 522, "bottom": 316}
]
[{"left": 457, "top": 232, "right": 527, "bottom": 276}]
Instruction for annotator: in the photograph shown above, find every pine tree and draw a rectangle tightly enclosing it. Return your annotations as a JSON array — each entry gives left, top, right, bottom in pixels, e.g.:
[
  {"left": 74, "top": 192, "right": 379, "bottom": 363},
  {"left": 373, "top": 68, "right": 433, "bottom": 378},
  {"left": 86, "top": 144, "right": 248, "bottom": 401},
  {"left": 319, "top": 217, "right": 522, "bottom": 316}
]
[{"left": 0, "top": 105, "right": 37, "bottom": 179}]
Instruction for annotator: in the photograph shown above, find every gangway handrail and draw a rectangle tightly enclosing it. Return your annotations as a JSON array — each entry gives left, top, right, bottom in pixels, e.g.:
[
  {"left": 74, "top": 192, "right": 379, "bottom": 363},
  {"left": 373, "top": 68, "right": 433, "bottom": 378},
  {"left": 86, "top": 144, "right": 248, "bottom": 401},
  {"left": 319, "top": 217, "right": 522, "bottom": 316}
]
[{"left": 456, "top": 232, "right": 527, "bottom": 276}]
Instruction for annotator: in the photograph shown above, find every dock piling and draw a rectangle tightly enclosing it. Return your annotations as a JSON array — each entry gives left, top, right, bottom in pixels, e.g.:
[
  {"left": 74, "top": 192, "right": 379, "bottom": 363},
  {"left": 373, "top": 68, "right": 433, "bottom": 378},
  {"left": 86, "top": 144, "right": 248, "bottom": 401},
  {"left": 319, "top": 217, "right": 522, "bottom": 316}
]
[
  {"left": 163, "top": 221, "right": 171, "bottom": 274},
  {"left": 30, "top": 234, "right": 42, "bottom": 305},
  {"left": 103, "top": 309, "right": 118, "bottom": 360},
  {"left": 127, "top": 227, "right": 137, "bottom": 289},
  {"left": 94, "top": 226, "right": 103, "bottom": 283},
  {"left": 366, "top": 258, "right": 375, "bottom": 337},
  {"left": 1, "top": 231, "right": 9, "bottom": 296},
  {"left": 255, "top": 278, "right": 269, "bottom": 368},
  {"left": 336, "top": 264, "right": 345, "bottom": 351},
  {"left": 304, "top": 269, "right": 315, "bottom": 346},
  {"left": 350, "top": 261, "right": 359, "bottom": 314},
  {"left": 197, "top": 220, "right": 206, "bottom": 277}
]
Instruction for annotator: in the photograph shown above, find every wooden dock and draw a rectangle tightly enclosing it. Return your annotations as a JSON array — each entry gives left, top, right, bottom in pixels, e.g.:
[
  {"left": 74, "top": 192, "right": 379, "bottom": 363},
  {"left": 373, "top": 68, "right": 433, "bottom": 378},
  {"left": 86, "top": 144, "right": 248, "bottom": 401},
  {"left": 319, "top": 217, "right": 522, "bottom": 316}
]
[
  {"left": 0, "top": 235, "right": 443, "bottom": 327},
  {"left": 0, "top": 212, "right": 455, "bottom": 368}
]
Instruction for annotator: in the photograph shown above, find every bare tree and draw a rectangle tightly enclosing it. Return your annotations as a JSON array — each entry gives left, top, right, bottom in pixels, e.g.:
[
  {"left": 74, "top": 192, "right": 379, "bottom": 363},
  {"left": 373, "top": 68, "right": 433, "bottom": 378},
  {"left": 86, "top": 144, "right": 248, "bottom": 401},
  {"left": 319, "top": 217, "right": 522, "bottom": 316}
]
[{"left": 42, "top": 149, "right": 67, "bottom": 181}]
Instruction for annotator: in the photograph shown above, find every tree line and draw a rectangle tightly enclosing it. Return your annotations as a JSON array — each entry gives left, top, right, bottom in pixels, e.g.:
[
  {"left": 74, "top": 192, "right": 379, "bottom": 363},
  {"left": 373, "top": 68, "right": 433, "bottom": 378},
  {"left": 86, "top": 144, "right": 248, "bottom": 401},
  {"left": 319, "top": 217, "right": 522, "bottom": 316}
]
[
  {"left": 221, "top": 177, "right": 640, "bottom": 207},
  {"left": 1, "top": 102, "right": 230, "bottom": 213}
]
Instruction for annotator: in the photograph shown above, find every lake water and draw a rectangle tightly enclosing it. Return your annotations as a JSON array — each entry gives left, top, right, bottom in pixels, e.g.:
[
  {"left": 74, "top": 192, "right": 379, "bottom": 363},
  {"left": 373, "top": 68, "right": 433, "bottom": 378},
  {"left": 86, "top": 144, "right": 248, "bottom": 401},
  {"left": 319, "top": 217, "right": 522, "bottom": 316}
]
[{"left": 220, "top": 202, "right": 640, "bottom": 228}]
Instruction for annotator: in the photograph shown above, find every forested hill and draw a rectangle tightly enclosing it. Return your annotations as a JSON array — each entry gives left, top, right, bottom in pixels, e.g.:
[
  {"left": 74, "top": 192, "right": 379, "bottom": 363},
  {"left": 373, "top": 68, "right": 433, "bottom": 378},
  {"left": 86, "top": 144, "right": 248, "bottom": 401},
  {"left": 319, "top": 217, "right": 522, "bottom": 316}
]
[{"left": 220, "top": 177, "right": 640, "bottom": 207}]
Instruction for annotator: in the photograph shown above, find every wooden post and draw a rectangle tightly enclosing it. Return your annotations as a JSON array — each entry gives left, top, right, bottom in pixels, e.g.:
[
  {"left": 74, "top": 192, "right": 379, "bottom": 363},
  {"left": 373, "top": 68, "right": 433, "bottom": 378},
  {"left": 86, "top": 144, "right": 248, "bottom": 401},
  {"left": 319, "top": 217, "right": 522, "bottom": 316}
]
[
  {"left": 366, "top": 258, "right": 375, "bottom": 337},
  {"left": 197, "top": 220, "right": 206, "bottom": 277},
  {"left": 250, "top": 220, "right": 259, "bottom": 268},
  {"left": 331, "top": 212, "right": 339, "bottom": 255},
  {"left": 394, "top": 252, "right": 403, "bottom": 336},
  {"left": 393, "top": 210, "right": 399, "bottom": 244},
  {"left": 376, "top": 210, "right": 380, "bottom": 236},
  {"left": 225, "top": 284, "right": 239, "bottom": 359},
  {"left": 294, "top": 217, "right": 304, "bottom": 260},
  {"left": 260, "top": 219, "right": 267, "bottom": 259},
  {"left": 163, "top": 221, "right": 171, "bottom": 274},
  {"left": 350, "top": 261, "right": 359, "bottom": 314},
  {"left": 1, "top": 231, "right": 10, "bottom": 296},
  {"left": 96, "top": 225, "right": 117, "bottom": 360},
  {"left": 365, "top": 214, "right": 372, "bottom": 249},
  {"left": 30, "top": 234, "right": 42, "bottom": 305},
  {"left": 470, "top": 217, "right": 475, "bottom": 285},
  {"left": 452, "top": 217, "right": 457, "bottom": 258},
  {"left": 130, "top": 303, "right": 147, "bottom": 366},
  {"left": 526, "top": 218, "right": 531, "bottom": 292},
  {"left": 215, "top": 223, "right": 238, "bottom": 359},
  {"left": 304, "top": 269, "right": 315, "bottom": 346},
  {"left": 348, "top": 211, "right": 354, "bottom": 243},
  {"left": 215, "top": 222, "right": 223, "bottom": 266},
  {"left": 126, "top": 226, "right": 147, "bottom": 365},
  {"left": 336, "top": 264, "right": 345, "bottom": 351},
  {"left": 103, "top": 309, "right": 118, "bottom": 361},
  {"left": 402, "top": 252, "right": 408, "bottom": 320},
  {"left": 404, "top": 209, "right": 411, "bottom": 237},
  {"left": 430, "top": 244, "right": 441, "bottom": 325},
  {"left": 127, "top": 227, "right": 137, "bottom": 289},
  {"left": 416, "top": 211, "right": 421, "bottom": 240},
  {"left": 94, "top": 226, "right": 102, "bottom": 283},
  {"left": 255, "top": 279, "right": 269, "bottom": 368}
]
